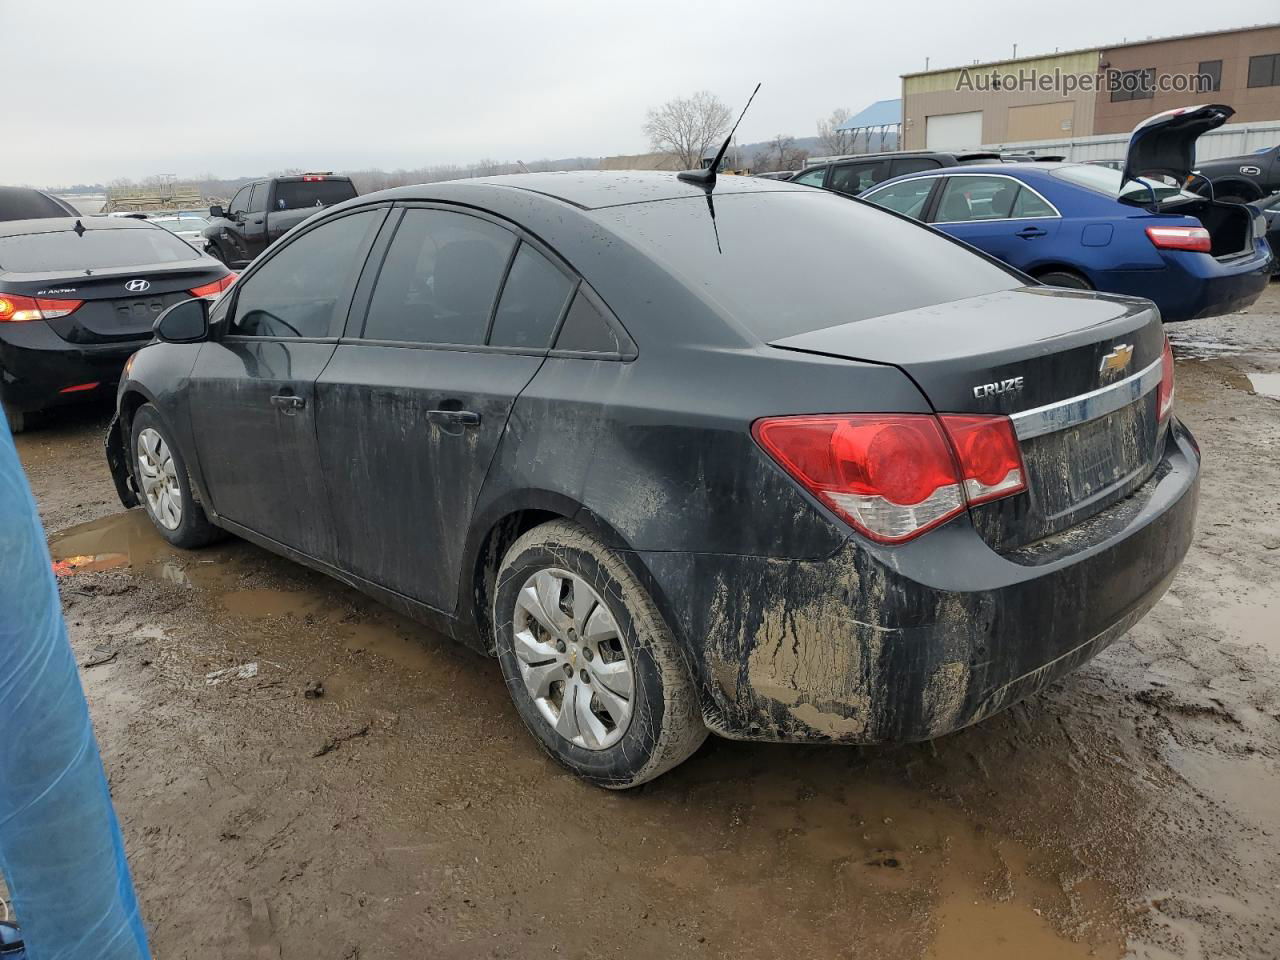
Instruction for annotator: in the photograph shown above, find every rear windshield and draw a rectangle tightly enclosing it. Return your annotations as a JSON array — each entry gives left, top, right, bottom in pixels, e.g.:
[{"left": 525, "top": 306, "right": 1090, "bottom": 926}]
[
  {"left": 601, "top": 190, "right": 1022, "bottom": 341},
  {"left": 1050, "top": 164, "right": 1193, "bottom": 203},
  {"left": 0, "top": 226, "right": 201, "bottom": 272},
  {"left": 273, "top": 179, "right": 357, "bottom": 211},
  {"left": 0, "top": 189, "right": 72, "bottom": 221}
]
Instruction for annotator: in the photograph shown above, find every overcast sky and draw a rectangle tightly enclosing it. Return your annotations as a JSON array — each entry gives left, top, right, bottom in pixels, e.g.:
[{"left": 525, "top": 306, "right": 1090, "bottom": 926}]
[{"left": 3, "top": 0, "right": 1273, "bottom": 187}]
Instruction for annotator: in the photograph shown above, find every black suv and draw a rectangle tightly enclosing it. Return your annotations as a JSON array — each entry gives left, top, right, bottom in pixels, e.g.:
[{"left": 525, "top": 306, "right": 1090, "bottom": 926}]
[
  {"left": 1190, "top": 144, "right": 1280, "bottom": 202},
  {"left": 790, "top": 150, "right": 1002, "bottom": 196}
]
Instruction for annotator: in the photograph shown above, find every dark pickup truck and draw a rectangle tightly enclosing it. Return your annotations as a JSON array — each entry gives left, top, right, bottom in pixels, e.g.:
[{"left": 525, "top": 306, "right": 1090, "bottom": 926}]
[
  {"left": 202, "top": 173, "right": 357, "bottom": 267},
  {"left": 1190, "top": 144, "right": 1280, "bottom": 202}
]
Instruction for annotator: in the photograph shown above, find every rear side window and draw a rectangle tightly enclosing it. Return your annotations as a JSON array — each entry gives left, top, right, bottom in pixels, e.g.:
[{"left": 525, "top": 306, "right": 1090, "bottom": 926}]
[
  {"left": 829, "top": 160, "right": 890, "bottom": 194},
  {"left": 935, "top": 176, "right": 1019, "bottom": 222},
  {"left": 554, "top": 292, "right": 621, "bottom": 354},
  {"left": 363, "top": 209, "right": 515, "bottom": 345},
  {"left": 230, "top": 209, "right": 380, "bottom": 338},
  {"left": 1011, "top": 187, "right": 1056, "bottom": 218},
  {"left": 488, "top": 243, "right": 574, "bottom": 348},
  {"left": 274, "top": 179, "right": 358, "bottom": 211},
  {"left": 0, "top": 226, "right": 199, "bottom": 272},
  {"left": 891, "top": 157, "right": 941, "bottom": 176}
]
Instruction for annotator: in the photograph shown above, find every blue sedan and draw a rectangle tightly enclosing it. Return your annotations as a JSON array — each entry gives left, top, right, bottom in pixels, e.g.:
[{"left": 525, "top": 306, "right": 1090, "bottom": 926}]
[{"left": 860, "top": 162, "right": 1273, "bottom": 321}]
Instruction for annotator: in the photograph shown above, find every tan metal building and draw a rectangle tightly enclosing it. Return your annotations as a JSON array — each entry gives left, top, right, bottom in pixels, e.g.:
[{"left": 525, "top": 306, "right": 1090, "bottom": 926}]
[{"left": 901, "top": 23, "right": 1280, "bottom": 151}]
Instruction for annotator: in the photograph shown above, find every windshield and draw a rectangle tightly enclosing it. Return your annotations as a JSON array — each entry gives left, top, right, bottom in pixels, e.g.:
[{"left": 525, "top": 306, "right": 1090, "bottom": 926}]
[
  {"left": 602, "top": 190, "right": 1022, "bottom": 342},
  {"left": 0, "top": 226, "right": 201, "bottom": 272},
  {"left": 1050, "top": 164, "right": 1192, "bottom": 203},
  {"left": 154, "top": 216, "right": 209, "bottom": 233}
]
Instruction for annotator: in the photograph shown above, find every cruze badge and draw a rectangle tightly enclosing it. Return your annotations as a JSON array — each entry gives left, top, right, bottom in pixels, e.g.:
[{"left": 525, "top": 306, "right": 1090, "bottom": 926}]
[
  {"left": 973, "top": 376, "right": 1024, "bottom": 399},
  {"left": 1099, "top": 344, "right": 1134, "bottom": 378},
  {"left": 125, "top": 278, "right": 151, "bottom": 293}
]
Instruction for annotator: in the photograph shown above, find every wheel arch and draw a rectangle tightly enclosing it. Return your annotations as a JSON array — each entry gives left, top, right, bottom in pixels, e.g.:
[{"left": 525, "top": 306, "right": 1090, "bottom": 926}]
[
  {"left": 1207, "top": 178, "right": 1262, "bottom": 201},
  {"left": 1028, "top": 261, "right": 1095, "bottom": 287}
]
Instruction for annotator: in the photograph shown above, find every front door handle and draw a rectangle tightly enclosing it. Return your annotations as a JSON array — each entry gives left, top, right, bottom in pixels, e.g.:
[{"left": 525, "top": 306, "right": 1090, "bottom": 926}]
[
  {"left": 1016, "top": 226, "right": 1047, "bottom": 239},
  {"left": 426, "top": 409, "right": 481, "bottom": 428},
  {"left": 270, "top": 394, "right": 305, "bottom": 414}
]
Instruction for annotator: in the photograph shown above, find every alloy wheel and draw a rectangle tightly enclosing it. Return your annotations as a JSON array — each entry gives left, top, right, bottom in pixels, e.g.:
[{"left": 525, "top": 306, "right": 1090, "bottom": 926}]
[
  {"left": 136, "top": 427, "right": 182, "bottom": 530},
  {"left": 511, "top": 568, "right": 635, "bottom": 750}
]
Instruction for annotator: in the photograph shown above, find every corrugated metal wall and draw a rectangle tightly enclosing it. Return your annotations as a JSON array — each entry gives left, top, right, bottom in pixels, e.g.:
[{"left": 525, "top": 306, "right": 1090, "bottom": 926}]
[{"left": 986, "top": 120, "right": 1280, "bottom": 162}]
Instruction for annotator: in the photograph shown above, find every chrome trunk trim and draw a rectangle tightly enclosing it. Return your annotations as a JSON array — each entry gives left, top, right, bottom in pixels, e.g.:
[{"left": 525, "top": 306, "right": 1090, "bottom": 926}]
[{"left": 1010, "top": 357, "right": 1163, "bottom": 440}]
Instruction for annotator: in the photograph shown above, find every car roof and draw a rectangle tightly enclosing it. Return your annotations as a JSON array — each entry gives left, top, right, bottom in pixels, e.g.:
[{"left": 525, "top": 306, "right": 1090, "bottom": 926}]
[
  {"left": 365, "top": 170, "right": 793, "bottom": 211},
  {"left": 0, "top": 215, "right": 163, "bottom": 238},
  {"left": 873, "top": 162, "right": 1072, "bottom": 182}
]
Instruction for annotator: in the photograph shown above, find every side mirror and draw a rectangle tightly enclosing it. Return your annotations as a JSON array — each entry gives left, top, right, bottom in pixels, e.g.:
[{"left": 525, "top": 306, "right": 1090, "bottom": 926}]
[
  {"left": 209, "top": 204, "right": 224, "bottom": 219},
  {"left": 154, "top": 298, "right": 210, "bottom": 344}
]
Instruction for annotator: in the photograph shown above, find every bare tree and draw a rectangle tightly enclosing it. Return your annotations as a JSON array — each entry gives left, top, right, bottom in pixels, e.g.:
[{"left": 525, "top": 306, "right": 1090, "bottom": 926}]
[
  {"left": 754, "top": 135, "right": 809, "bottom": 173},
  {"left": 643, "top": 91, "right": 732, "bottom": 169},
  {"left": 817, "top": 108, "right": 855, "bottom": 157}
]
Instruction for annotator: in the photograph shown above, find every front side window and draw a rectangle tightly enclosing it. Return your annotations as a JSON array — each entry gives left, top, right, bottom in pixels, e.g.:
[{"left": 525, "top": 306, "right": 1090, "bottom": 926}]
[
  {"left": 934, "top": 176, "right": 1019, "bottom": 222},
  {"left": 1248, "top": 53, "right": 1280, "bottom": 88},
  {"left": 362, "top": 209, "right": 515, "bottom": 345},
  {"left": 227, "top": 186, "right": 251, "bottom": 217},
  {"left": 488, "top": 243, "right": 574, "bottom": 349},
  {"left": 863, "top": 178, "right": 935, "bottom": 220},
  {"left": 229, "top": 209, "right": 381, "bottom": 338},
  {"left": 828, "top": 160, "right": 889, "bottom": 195},
  {"left": 791, "top": 167, "right": 827, "bottom": 188}
]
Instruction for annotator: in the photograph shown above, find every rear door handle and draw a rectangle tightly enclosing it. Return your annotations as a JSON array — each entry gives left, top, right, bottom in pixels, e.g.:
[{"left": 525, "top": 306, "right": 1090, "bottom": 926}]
[
  {"left": 1016, "top": 226, "right": 1047, "bottom": 239},
  {"left": 270, "top": 394, "right": 305, "bottom": 413},
  {"left": 426, "top": 409, "right": 481, "bottom": 427}
]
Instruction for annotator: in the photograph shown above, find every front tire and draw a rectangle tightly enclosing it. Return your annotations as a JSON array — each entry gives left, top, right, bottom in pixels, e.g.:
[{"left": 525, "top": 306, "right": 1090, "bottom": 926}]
[
  {"left": 129, "top": 403, "right": 221, "bottom": 548},
  {"left": 493, "top": 520, "right": 707, "bottom": 789}
]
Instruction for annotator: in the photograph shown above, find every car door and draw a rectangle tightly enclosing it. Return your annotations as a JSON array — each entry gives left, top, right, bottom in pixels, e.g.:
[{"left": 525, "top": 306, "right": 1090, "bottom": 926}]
[
  {"left": 187, "top": 206, "right": 387, "bottom": 561},
  {"left": 218, "top": 185, "right": 252, "bottom": 264},
  {"left": 928, "top": 174, "right": 1060, "bottom": 269},
  {"left": 315, "top": 205, "right": 576, "bottom": 611},
  {"left": 240, "top": 181, "right": 270, "bottom": 260}
]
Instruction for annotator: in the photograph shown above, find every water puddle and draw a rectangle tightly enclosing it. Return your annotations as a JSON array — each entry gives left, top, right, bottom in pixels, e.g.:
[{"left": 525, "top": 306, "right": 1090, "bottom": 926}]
[
  {"left": 1166, "top": 332, "right": 1248, "bottom": 361},
  {"left": 1211, "top": 596, "right": 1280, "bottom": 659},
  {"left": 1246, "top": 371, "right": 1280, "bottom": 400}
]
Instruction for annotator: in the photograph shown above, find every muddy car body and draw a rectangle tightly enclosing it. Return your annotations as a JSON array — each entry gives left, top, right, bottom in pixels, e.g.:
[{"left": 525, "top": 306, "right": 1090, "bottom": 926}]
[{"left": 106, "top": 171, "right": 1200, "bottom": 787}]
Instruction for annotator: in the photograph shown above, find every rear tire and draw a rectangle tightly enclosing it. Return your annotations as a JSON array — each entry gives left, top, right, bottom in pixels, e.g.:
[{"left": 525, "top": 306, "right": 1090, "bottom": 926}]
[
  {"left": 1037, "top": 269, "right": 1093, "bottom": 291},
  {"left": 493, "top": 520, "right": 707, "bottom": 789},
  {"left": 3, "top": 402, "right": 26, "bottom": 436},
  {"left": 129, "top": 403, "right": 222, "bottom": 548}
]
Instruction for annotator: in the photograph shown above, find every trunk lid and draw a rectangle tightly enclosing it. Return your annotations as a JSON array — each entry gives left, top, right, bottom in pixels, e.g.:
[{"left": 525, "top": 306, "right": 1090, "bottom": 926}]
[
  {"left": 770, "top": 286, "right": 1168, "bottom": 551},
  {"left": 1123, "top": 104, "right": 1233, "bottom": 188},
  {"left": 3, "top": 262, "right": 227, "bottom": 344}
]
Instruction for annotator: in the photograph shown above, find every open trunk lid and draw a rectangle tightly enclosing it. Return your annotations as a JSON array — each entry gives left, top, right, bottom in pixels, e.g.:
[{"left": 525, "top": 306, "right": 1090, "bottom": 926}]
[
  {"left": 1122, "top": 103, "right": 1233, "bottom": 188},
  {"left": 771, "top": 286, "right": 1168, "bottom": 552}
]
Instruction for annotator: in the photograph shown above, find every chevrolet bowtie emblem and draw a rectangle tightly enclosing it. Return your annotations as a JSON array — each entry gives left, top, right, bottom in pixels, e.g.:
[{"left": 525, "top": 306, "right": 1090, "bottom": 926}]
[{"left": 1099, "top": 344, "right": 1134, "bottom": 377}]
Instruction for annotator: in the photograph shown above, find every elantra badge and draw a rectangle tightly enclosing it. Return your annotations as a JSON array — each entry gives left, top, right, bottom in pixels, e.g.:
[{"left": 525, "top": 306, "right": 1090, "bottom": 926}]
[
  {"left": 972, "top": 376, "right": 1024, "bottom": 399},
  {"left": 125, "top": 279, "right": 151, "bottom": 293},
  {"left": 1099, "top": 344, "right": 1134, "bottom": 378}
]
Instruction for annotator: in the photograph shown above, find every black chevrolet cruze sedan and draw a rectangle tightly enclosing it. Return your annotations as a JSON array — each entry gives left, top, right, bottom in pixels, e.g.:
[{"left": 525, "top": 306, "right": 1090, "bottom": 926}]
[{"left": 105, "top": 171, "right": 1199, "bottom": 788}]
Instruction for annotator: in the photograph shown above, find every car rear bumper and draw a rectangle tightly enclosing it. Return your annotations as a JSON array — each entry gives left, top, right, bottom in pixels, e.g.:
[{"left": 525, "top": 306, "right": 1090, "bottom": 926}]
[
  {"left": 0, "top": 321, "right": 142, "bottom": 412},
  {"left": 637, "top": 419, "right": 1200, "bottom": 744},
  {"left": 1098, "top": 243, "right": 1273, "bottom": 322}
]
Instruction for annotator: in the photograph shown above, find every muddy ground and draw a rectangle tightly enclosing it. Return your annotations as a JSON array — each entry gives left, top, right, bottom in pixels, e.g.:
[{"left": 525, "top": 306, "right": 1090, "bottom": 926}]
[{"left": 7, "top": 284, "right": 1280, "bottom": 959}]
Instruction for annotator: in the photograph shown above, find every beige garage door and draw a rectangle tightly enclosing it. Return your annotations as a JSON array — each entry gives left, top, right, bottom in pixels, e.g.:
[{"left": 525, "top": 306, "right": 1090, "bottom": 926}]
[
  {"left": 925, "top": 111, "right": 984, "bottom": 150},
  {"left": 1006, "top": 102, "right": 1075, "bottom": 141}
]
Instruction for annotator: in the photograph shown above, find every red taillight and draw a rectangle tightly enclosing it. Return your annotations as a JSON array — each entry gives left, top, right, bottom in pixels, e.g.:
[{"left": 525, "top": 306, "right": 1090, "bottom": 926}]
[
  {"left": 1158, "top": 335, "right": 1175, "bottom": 422},
  {"left": 302, "top": 175, "right": 325, "bottom": 181},
  {"left": 752, "top": 413, "right": 1026, "bottom": 544},
  {"left": 0, "top": 294, "right": 84, "bottom": 323},
  {"left": 1146, "top": 225, "right": 1211, "bottom": 253},
  {"left": 189, "top": 273, "right": 236, "bottom": 298}
]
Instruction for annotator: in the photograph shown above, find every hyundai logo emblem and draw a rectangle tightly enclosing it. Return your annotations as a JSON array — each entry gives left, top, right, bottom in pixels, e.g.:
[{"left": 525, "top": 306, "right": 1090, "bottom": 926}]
[{"left": 125, "top": 279, "right": 151, "bottom": 293}]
